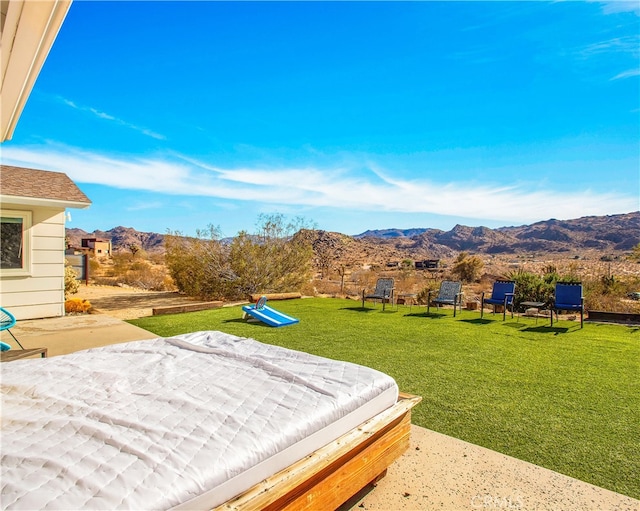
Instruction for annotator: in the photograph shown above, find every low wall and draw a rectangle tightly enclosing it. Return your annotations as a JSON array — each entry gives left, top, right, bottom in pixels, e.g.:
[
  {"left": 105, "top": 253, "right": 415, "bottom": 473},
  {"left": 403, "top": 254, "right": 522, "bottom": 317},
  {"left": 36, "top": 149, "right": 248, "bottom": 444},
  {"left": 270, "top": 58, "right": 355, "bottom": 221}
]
[
  {"left": 587, "top": 310, "right": 640, "bottom": 325},
  {"left": 152, "top": 301, "right": 223, "bottom": 315}
]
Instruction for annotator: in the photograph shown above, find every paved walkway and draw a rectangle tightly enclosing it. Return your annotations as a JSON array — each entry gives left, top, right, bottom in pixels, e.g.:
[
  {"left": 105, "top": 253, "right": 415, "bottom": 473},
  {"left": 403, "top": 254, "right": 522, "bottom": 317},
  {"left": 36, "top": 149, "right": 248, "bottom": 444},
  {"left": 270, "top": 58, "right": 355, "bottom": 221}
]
[{"left": 2, "top": 315, "right": 638, "bottom": 511}]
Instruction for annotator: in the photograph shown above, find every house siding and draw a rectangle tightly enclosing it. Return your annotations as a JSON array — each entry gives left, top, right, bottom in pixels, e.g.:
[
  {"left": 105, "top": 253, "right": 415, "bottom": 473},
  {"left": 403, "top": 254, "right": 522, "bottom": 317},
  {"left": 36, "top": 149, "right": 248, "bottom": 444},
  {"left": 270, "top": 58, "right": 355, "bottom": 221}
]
[{"left": 1, "top": 206, "right": 65, "bottom": 319}]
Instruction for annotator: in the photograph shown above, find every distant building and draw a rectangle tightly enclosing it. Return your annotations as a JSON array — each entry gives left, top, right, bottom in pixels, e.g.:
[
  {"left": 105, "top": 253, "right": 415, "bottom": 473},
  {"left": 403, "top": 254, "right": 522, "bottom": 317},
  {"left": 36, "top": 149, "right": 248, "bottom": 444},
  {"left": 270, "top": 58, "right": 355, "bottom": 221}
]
[
  {"left": 415, "top": 259, "right": 440, "bottom": 270},
  {"left": 81, "top": 238, "right": 112, "bottom": 258}
]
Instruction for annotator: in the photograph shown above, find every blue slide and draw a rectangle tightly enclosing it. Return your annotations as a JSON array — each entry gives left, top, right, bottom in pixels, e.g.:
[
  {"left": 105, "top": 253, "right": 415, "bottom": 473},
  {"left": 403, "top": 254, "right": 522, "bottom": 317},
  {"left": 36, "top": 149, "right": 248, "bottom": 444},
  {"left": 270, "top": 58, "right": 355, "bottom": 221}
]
[{"left": 242, "top": 297, "right": 299, "bottom": 327}]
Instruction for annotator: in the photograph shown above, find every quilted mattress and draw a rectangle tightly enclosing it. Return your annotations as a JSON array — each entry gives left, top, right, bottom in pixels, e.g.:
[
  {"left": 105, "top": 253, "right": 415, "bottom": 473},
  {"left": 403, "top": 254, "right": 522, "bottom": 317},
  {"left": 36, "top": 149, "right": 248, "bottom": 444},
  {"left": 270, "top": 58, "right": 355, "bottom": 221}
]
[{"left": 1, "top": 331, "right": 398, "bottom": 510}]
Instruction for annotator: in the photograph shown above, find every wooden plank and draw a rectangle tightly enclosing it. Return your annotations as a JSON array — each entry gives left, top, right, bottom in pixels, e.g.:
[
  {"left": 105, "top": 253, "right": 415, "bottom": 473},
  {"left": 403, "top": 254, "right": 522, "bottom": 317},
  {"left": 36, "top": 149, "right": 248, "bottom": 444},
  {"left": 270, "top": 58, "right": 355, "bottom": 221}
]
[
  {"left": 1, "top": 348, "right": 48, "bottom": 362},
  {"left": 152, "top": 301, "right": 223, "bottom": 315},
  {"left": 265, "top": 411, "right": 412, "bottom": 511},
  {"left": 249, "top": 293, "right": 302, "bottom": 302},
  {"left": 214, "top": 394, "right": 421, "bottom": 511}
]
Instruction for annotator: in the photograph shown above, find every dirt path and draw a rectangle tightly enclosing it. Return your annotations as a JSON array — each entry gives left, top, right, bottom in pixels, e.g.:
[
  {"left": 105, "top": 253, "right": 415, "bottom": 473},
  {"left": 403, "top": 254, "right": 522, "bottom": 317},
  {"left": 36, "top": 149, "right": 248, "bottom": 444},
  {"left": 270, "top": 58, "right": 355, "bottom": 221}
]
[{"left": 75, "top": 285, "right": 203, "bottom": 320}]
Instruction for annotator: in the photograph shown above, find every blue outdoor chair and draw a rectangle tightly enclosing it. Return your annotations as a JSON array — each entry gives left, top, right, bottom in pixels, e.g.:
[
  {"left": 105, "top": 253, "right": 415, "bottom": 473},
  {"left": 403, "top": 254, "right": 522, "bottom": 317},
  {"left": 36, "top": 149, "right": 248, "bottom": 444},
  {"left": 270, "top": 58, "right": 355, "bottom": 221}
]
[
  {"left": 550, "top": 282, "right": 584, "bottom": 328},
  {"left": 1, "top": 307, "right": 24, "bottom": 351},
  {"left": 427, "top": 280, "right": 463, "bottom": 317},
  {"left": 480, "top": 280, "right": 516, "bottom": 321}
]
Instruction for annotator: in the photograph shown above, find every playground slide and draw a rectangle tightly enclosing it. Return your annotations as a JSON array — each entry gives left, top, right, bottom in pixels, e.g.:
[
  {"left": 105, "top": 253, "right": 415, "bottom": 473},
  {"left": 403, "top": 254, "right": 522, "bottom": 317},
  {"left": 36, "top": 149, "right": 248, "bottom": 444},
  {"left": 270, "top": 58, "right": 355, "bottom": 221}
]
[{"left": 242, "top": 302, "right": 299, "bottom": 327}]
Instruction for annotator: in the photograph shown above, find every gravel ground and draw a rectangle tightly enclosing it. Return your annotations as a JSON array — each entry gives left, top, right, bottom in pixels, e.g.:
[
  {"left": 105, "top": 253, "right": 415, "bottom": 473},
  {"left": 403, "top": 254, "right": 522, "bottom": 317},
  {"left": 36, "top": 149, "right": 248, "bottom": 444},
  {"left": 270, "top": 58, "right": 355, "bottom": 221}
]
[{"left": 74, "top": 285, "right": 203, "bottom": 320}]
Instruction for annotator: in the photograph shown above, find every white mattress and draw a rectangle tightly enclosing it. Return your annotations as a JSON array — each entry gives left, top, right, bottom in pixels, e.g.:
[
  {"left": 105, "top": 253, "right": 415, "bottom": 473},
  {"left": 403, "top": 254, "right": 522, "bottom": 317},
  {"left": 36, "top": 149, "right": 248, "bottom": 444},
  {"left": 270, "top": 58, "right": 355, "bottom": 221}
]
[{"left": 1, "top": 331, "right": 398, "bottom": 510}]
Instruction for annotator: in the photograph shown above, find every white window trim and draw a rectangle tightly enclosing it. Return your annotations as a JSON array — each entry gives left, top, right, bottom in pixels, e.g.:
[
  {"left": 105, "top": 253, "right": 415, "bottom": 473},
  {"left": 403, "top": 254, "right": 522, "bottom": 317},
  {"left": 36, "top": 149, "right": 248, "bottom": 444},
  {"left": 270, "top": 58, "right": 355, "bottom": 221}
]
[{"left": 1, "top": 209, "right": 32, "bottom": 277}]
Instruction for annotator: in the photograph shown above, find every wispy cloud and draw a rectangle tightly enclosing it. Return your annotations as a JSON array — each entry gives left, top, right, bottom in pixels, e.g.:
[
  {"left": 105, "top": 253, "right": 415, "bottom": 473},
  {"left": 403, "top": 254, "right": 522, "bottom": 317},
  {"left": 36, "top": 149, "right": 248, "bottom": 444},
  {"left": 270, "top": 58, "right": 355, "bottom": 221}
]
[
  {"left": 125, "top": 201, "right": 165, "bottom": 212},
  {"left": 611, "top": 68, "right": 640, "bottom": 80},
  {"left": 59, "top": 97, "right": 166, "bottom": 140},
  {"left": 594, "top": 1, "right": 640, "bottom": 16},
  {"left": 3, "top": 145, "right": 637, "bottom": 225},
  {"left": 576, "top": 35, "right": 640, "bottom": 60}
]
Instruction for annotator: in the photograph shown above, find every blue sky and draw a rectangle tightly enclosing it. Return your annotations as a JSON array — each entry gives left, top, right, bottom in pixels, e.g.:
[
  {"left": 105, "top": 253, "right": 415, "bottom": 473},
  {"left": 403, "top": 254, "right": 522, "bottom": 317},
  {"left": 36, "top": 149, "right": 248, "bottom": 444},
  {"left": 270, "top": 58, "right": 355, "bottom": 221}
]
[{"left": 2, "top": 1, "right": 639, "bottom": 237}]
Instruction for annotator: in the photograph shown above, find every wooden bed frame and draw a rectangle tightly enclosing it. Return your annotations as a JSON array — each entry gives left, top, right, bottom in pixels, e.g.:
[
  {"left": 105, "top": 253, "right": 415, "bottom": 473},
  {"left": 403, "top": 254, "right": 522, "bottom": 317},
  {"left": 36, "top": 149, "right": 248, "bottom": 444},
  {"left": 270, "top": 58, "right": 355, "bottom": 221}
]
[{"left": 212, "top": 392, "right": 422, "bottom": 511}]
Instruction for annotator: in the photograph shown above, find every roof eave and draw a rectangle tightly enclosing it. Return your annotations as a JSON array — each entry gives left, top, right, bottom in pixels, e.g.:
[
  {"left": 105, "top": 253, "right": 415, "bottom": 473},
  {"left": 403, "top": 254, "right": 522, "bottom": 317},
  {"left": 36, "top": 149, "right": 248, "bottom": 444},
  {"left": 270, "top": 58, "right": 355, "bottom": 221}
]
[
  {"left": 0, "top": 194, "right": 91, "bottom": 210},
  {"left": 0, "top": 0, "right": 73, "bottom": 142}
]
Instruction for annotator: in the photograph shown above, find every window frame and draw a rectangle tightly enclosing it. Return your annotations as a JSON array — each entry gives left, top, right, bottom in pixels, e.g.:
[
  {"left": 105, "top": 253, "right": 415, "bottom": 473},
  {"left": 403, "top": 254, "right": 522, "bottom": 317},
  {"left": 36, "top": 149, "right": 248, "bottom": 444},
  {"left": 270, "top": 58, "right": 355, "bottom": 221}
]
[{"left": 1, "top": 210, "right": 32, "bottom": 276}]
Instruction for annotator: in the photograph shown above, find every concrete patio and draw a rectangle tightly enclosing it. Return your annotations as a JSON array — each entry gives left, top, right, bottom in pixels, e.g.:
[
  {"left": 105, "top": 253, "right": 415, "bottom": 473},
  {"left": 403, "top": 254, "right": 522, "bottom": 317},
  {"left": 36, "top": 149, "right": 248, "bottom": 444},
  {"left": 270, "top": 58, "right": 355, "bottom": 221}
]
[{"left": 2, "top": 314, "right": 638, "bottom": 511}]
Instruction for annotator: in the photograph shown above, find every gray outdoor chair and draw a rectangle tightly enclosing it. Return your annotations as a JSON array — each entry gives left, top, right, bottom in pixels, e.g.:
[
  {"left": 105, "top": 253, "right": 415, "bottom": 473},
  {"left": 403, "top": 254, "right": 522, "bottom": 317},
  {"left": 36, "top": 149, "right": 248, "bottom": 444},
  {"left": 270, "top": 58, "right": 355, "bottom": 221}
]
[
  {"left": 427, "top": 280, "right": 463, "bottom": 317},
  {"left": 362, "top": 278, "right": 395, "bottom": 311}
]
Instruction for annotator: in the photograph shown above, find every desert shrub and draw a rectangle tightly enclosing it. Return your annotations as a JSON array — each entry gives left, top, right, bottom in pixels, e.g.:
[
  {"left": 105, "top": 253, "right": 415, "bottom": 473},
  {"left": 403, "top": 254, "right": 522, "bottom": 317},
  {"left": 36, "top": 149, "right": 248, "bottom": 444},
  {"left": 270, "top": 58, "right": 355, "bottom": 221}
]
[
  {"left": 88, "top": 254, "right": 101, "bottom": 275},
  {"left": 583, "top": 274, "right": 640, "bottom": 313},
  {"left": 121, "top": 260, "right": 172, "bottom": 291},
  {"left": 312, "top": 278, "right": 342, "bottom": 296},
  {"left": 395, "top": 272, "right": 421, "bottom": 296},
  {"left": 165, "top": 225, "right": 232, "bottom": 300},
  {"left": 91, "top": 276, "right": 118, "bottom": 286},
  {"left": 165, "top": 215, "right": 314, "bottom": 301},
  {"left": 416, "top": 281, "right": 441, "bottom": 305},
  {"left": 64, "top": 262, "right": 80, "bottom": 298},
  {"left": 340, "top": 270, "right": 367, "bottom": 297},
  {"left": 228, "top": 215, "right": 313, "bottom": 299},
  {"left": 299, "top": 280, "right": 317, "bottom": 297},
  {"left": 506, "top": 269, "right": 555, "bottom": 307},
  {"left": 148, "top": 253, "right": 165, "bottom": 265},
  {"left": 65, "top": 298, "right": 91, "bottom": 314},
  {"left": 98, "top": 252, "right": 173, "bottom": 291},
  {"left": 450, "top": 252, "right": 484, "bottom": 283}
]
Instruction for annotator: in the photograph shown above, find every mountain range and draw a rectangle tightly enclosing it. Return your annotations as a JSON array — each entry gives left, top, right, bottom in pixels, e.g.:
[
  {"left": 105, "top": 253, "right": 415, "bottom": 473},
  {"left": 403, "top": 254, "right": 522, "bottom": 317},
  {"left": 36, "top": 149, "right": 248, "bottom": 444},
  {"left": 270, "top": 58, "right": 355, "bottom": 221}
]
[{"left": 66, "top": 211, "right": 639, "bottom": 263}]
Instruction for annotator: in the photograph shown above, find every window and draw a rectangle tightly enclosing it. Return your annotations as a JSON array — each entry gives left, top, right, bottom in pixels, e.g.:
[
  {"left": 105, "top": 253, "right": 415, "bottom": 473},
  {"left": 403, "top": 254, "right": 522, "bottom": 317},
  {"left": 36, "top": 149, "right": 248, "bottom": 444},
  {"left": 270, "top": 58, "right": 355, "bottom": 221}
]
[{"left": 1, "top": 210, "right": 32, "bottom": 275}]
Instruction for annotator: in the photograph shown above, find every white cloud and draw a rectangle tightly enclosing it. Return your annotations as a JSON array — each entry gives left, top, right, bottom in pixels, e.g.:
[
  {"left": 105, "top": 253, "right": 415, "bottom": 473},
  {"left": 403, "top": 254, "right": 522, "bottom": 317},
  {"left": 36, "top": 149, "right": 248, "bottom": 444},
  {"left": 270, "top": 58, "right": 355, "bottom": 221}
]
[
  {"left": 2, "top": 144, "right": 637, "bottom": 225},
  {"left": 59, "top": 96, "right": 166, "bottom": 140}
]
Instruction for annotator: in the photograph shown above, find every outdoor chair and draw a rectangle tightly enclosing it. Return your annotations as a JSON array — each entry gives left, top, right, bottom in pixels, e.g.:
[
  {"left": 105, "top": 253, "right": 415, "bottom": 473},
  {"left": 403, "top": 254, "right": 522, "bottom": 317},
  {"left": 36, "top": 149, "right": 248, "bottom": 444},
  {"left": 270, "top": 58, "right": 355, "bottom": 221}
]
[
  {"left": 480, "top": 280, "right": 516, "bottom": 321},
  {"left": 362, "top": 278, "right": 395, "bottom": 311},
  {"left": 427, "top": 280, "right": 463, "bottom": 317},
  {"left": 0, "top": 307, "right": 24, "bottom": 350},
  {"left": 550, "top": 282, "right": 584, "bottom": 328}
]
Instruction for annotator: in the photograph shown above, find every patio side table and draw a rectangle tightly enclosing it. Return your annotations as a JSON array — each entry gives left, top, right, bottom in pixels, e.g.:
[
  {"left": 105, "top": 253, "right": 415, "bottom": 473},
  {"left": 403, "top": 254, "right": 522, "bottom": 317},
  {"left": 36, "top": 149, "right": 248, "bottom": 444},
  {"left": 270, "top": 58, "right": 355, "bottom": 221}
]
[
  {"left": 397, "top": 293, "right": 418, "bottom": 311},
  {"left": 520, "top": 301, "right": 546, "bottom": 324}
]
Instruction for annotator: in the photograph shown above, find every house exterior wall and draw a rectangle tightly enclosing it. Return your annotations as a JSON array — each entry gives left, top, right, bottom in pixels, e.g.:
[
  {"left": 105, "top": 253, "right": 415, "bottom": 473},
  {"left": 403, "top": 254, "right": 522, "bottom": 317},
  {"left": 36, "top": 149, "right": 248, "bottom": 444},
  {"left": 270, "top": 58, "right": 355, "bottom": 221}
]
[{"left": 1, "top": 205, "right": 66, "bottom": 319}]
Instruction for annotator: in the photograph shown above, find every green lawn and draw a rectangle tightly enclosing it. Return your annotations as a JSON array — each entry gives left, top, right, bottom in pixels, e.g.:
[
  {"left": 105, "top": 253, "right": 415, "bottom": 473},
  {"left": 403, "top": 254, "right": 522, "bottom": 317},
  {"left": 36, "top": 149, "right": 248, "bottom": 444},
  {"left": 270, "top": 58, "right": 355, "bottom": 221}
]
[{"left": 129, "top": 298, "right": 640, "bottom": 499}]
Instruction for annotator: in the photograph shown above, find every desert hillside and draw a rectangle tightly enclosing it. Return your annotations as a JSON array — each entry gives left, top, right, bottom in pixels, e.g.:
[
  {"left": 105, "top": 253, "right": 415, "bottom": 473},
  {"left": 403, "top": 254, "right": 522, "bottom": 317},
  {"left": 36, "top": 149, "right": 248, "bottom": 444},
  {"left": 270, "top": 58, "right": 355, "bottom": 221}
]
[{"left": 67, "top": 212, "right": 639, "bottom": 270}]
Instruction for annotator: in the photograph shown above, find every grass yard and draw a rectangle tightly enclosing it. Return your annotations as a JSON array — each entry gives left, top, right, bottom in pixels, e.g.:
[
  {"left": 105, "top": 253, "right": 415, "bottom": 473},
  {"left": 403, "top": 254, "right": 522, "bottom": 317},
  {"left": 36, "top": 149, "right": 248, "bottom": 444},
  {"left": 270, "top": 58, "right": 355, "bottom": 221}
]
[{"left": 129, "top": 298, "right": 640, "bottom": 499}]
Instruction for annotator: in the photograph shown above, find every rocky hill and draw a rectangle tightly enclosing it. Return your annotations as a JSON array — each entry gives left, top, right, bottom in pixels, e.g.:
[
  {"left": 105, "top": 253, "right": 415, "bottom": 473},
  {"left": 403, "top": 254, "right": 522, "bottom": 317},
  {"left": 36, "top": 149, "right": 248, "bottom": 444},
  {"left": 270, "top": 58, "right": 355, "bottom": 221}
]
[
  {"left": 66, "top": 226, "right": 165, "bottom": 254},
  {"left": 356, "top": 211, "right": 639, "bottom": 254},
  {"left": 67, "top": 211, "right": 639, "bottom": 265}
]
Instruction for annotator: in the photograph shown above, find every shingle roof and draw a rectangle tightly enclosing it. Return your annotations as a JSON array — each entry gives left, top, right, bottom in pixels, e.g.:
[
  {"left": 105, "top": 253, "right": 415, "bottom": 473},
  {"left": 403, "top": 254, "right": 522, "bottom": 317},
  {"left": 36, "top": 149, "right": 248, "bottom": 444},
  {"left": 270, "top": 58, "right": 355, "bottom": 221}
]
[{"left": 0, "top": 165, "right": 91, "bottom": 204}]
